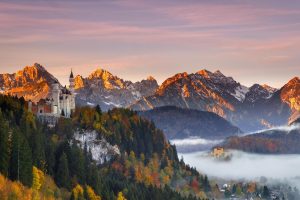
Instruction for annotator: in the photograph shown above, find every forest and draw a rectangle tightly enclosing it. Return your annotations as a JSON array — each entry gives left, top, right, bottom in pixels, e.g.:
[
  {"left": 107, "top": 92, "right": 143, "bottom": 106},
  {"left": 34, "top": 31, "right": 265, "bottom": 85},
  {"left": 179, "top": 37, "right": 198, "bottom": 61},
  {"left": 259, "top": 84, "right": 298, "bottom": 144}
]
[
  {"left": 0, "top": 95, "right": 208, "bottom": 200},
  {"left": 0, "top": 95, "right": 277, "bottom": 200}
]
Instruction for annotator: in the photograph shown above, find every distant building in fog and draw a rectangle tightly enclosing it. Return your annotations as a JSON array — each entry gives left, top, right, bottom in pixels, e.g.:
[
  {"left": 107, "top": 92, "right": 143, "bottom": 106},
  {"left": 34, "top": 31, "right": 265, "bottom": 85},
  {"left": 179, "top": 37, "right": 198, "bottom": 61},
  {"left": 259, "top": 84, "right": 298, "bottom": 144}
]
[{"left": 212, "top": 147, "right": 224, "bottom": 157}]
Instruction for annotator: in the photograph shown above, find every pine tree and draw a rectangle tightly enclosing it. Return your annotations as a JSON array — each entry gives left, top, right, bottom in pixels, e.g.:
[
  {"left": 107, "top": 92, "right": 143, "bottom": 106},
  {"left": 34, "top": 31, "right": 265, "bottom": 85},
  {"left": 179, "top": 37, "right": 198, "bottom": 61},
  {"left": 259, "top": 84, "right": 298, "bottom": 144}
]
[
  {"left": 31, "top": 128, "right": 46, "bottom": 171},
  {"left": 0, "top": 110, "right": 9, "bottom": 177},
  {"left": 95, "top": 105, "right": 102, "bottom": 115},
  {"left": 69, "top": 143, "right": 85, "bottom": 184},
  {"left": 9, "top": 129, "right": 33, "bottom": 186},
  {"left": 56, "top": 152, "right": 71, "bottom": 189},
  {"left": 203, "top": 175, "right": 211, "bottom": 192},
  {"left": 87, "top": 164, "right": 101, "bottom": 195},
  {"left": 45, "top": 141, "right": 55, "bottom": 175},
  {"left": 9, "top": 129, "right": 20, "bottom": 181},
  {"left": 19, "top": 135, "right": 33, "bottom": 187},
  {"left": 262, "top": 186, "right": 270, "bottom": 198}
]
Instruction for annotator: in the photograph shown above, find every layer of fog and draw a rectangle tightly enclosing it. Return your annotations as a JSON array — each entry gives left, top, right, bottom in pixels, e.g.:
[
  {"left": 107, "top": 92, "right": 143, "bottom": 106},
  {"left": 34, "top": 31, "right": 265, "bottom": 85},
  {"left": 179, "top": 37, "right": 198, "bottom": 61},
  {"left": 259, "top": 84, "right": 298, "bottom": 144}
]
[
  {"left": 242, "top": 123, "right": 300, "bottom": 136},
  {"left": 179, "top": 150, "right": 300, "bottom": 188},
  {"left": 170, "top": 137, "right": 223, "bottom": 153}
]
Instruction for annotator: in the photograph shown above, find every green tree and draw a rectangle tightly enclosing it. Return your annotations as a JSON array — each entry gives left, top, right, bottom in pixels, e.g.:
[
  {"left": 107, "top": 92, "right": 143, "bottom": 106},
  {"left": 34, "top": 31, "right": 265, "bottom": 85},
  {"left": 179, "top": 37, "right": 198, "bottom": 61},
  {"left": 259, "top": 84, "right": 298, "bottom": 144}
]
[
  {"left": 69, "top": 144, "right": 86, "bottom": 184},
  {"left": 262, "top": 186, "right": 270, "bottom": 198},
  {"left": 10, "top": 129, "right": 33, "bottom": 186},
  {"left": 56, "top": 152, "right": 70, "bottom": 189},
  {"left": 19, "top": 134, "right": 33, "bottom": 186},
  {"left": 95, "top": 105, "right": 102, "bottom": 115},
  {"left": 0, "top": 110, "right": 9, "bottom": 176},
  {"left": 31, "top": 128, "right": 46, "bottom": 171}
]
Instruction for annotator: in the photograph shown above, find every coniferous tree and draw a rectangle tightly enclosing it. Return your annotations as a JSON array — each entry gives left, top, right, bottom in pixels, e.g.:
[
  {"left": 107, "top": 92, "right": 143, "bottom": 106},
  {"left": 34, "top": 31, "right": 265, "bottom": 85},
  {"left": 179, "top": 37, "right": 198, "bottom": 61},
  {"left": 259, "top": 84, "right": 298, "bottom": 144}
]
[
  {"left": 262, "top": 186, "right": 270, "bottom": 198},
  {"left": 0, "top": 110, "right": 9, "bottom": 177},
  {"left": 56, "top": 152, "right": 71, "bottom": 189},
  {"left": 19, "top": 134, "right": 33, "bottom": 186},
  {"left": 69, "top": 143, "right": 85, "bottom": 184},
  {"left": 9, "top": 128, "right": 33, "bottom": 186},
  {"left": 31, "top": 128, "right": 46, "bottom": 171},
  {"left": 203, "top": 175, "right": 211, "bottom": 192},
  {"left": 95, "top": 105, "right": 102, "bottom": 115},
  {"left": 45, "top": 141, "right": 55, "bottom": 175},
  {"left": 9, "top": 129, "right": 20, "bottom": 181}
]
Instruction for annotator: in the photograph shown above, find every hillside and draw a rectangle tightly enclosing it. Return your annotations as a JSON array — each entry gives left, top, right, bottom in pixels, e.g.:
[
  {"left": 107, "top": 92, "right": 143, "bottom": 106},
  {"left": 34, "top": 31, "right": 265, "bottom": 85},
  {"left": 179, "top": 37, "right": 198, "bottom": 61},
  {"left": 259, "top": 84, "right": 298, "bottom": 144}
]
[
  {"left": 221, "top": 123, "right": 300, "bottom": 154},
  {"left": 139, "top": 106, "right": 241, "bottom": 139},
  {"left": 0, "top": 95, "right": 209, "bottom": 200}
]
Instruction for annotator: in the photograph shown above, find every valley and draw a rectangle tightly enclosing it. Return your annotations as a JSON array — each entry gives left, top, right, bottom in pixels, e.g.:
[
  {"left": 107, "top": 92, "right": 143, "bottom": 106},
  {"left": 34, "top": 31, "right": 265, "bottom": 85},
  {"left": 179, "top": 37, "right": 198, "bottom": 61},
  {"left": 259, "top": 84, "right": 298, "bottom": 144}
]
[{"left": 1, "top": 1, "right": 300, "bottom": 199}]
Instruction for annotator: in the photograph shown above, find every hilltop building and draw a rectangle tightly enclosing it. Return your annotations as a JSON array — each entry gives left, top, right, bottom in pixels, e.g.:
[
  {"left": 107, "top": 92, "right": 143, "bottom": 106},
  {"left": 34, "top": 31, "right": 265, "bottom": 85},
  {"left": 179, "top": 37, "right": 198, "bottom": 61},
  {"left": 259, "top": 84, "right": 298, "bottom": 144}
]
[
  {"left": 212, "top": 147, "right": 224, "bottom": 158},
  {"left": 28, "top": 70, "right": 76, "bottom": 118}
]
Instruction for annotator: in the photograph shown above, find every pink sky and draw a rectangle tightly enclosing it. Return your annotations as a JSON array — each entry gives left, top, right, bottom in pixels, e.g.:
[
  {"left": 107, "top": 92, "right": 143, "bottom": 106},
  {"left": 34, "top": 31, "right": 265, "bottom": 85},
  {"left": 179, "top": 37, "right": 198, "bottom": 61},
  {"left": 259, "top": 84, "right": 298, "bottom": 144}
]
[{"left": 0, "top": 0, "right": 299, "bottom": 87}]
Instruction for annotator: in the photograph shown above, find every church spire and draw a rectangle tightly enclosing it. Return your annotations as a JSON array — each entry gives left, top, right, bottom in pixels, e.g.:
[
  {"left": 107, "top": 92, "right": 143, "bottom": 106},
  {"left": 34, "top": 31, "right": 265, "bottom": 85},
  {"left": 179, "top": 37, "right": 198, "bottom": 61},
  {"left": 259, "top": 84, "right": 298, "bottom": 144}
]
[{"left": 70, "top": 69, "right": 74, "bottom": 79}]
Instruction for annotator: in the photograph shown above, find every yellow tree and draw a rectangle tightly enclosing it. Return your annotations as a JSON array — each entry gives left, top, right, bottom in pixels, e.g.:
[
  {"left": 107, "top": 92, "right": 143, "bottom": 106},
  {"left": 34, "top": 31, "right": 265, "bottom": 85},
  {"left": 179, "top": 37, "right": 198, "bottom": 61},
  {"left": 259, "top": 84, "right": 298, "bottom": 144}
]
[
  {"left": 117, "top": 192, "right": 127, "bottom": 200},
  {"left": 32, "top": 166, "right": 44, "bottom": 191},
  {"left": 71, "top": 184, "right": 84, "bottom": 200},
  {"left": 86, "top": 185, "right": 101, "bottom": 200}
]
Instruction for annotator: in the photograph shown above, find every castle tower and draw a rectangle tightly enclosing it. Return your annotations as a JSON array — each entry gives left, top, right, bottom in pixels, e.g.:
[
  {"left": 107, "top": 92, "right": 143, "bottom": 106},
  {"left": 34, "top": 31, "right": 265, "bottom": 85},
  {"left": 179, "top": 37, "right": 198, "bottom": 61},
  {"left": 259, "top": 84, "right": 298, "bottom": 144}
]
[
  {"left": 69, "top": 69, "right": 76, "bottom": 112},
  {"left": 52, "top": 80, "right": 60, "bottom": 115},
  {"left": 69, "top": 69, "right": 75, "bottom": 93}
]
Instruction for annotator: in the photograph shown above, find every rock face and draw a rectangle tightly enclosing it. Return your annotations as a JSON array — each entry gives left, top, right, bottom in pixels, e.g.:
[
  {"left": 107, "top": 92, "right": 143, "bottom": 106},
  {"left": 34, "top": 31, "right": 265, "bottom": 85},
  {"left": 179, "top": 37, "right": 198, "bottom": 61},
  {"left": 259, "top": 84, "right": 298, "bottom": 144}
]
[
  {"left": 73, "top": 130, "right": 120, "bottom": 164},
  {"left": 131, "top": 69, "right": 299, "bottom": 132},
  {"left": 280, "top": 77, "right": 300, "bottom": 124},
  {"left": 139, "top": 106, "right": 242, "bottom": 139},
  {"left": 0, "top": 63, "right": 59, "bottom": 102},
  {"left": 74, "top": 68, "right": 158, "bottom": 110},
  {"left": 244, "top": 84, "right": 276, "bottom": 103},
  {"left": 132, "top": 70, "right": 243, "bottom": 117}
]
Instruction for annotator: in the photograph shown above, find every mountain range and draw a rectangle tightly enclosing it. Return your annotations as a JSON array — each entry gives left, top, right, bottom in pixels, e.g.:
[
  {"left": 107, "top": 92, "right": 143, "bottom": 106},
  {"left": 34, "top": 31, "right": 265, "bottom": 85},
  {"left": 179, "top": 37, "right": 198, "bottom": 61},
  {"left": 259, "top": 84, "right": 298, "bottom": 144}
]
[
  {"left": 0, "top": 63, "right": 298, "bottom": 132},
  {"left": 131, "top": 70, "right": 299, "bottom": 131},
  {"left": 74, "top": 69, "right": 158, "bottom": 110}
]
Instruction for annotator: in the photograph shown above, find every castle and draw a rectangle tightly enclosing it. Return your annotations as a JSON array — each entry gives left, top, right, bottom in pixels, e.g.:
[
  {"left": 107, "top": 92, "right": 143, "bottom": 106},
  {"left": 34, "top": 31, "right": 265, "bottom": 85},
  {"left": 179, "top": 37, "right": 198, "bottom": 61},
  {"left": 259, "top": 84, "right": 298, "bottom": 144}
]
[{"left": 28, "top": 70, "right": 76, "bottom": 118}]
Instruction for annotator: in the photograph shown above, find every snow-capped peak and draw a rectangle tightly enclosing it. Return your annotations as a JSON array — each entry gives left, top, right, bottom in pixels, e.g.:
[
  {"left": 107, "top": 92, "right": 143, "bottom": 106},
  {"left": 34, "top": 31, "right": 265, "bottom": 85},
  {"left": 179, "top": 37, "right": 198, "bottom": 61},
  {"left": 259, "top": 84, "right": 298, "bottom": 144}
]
[
  {"left": 231, "top": 85, "right": 249, "bottom": 102},
  {"left": 261, "top": 84, "right": 277, "bottom": 93}
]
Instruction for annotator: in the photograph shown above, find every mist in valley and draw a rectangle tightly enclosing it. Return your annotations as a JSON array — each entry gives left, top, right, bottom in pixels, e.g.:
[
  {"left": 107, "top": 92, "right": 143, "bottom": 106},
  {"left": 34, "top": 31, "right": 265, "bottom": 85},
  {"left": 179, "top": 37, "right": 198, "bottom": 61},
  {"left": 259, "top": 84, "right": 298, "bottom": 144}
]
[
  {"left": 179, "top": 150, "right": 300, "bottom": 187},
  {"left": 175, "top": 124, "right": 300, "bottom": 189}
]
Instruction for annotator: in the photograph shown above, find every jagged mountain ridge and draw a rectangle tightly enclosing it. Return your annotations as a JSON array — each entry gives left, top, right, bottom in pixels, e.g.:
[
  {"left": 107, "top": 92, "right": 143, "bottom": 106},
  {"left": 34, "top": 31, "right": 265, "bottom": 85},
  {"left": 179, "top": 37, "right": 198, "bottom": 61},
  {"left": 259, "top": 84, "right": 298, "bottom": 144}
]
[
  {"left": 131, "top": 70, "right": 249, "bottom": 117},
  {"left": 74, "top": 68, "right": 159, "bottom": 110},
  {"left": 0, "top": 63, "right": 59, "bottom": 102},
  {"left": 1, "top": 63, "right": 298, "bottom": 132},
  {"left": 131, "top": 70, "right": 299, "bottom": 131}
]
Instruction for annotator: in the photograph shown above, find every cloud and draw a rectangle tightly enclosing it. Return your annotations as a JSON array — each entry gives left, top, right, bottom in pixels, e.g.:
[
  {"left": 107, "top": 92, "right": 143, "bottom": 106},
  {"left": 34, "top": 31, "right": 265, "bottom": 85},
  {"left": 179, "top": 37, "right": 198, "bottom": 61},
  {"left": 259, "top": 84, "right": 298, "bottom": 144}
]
[
  {"left": 0, "top": 0, "right": 299, "bottom": 88},
  {"left": 171, "top": 137, "right": 223, "bottom": 146},
  {"left": 242, "top": 124, "right": 300, "bottom": 136}
]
